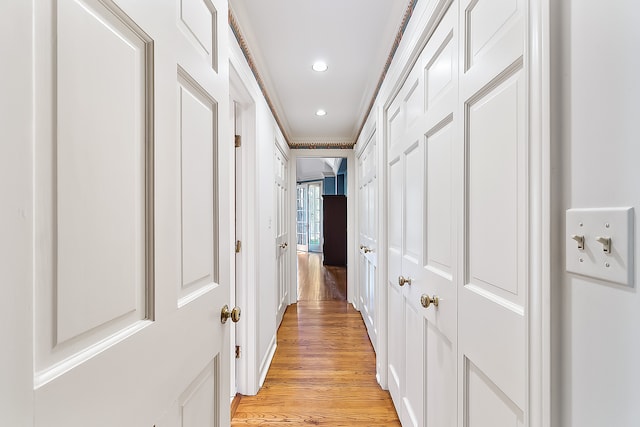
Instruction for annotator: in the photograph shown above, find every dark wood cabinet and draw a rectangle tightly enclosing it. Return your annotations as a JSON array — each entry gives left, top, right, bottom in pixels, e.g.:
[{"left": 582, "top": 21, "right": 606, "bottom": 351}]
[{"left": 322, "top": 195, "right": 347, "bottom": 266}]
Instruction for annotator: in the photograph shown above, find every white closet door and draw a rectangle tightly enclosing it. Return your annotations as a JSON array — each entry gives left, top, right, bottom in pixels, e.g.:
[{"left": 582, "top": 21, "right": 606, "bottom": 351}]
[
  {"left": 459, "top": 0, "right": 529, "bottom": 423},
  {"left": 32, "top": 0, "right": 232, "bottom": 425},
  {"left": 358, "top": 131, "right": 378, "bottom": 349},
  {"left": 387, "top": 48, "right": 427, "bottom": 427},
  {"left": 387, "top": 3, "right": 458, "bottom": 426},
  {"left": 275, "top": 145, "right": 289, "bottom": 326}
]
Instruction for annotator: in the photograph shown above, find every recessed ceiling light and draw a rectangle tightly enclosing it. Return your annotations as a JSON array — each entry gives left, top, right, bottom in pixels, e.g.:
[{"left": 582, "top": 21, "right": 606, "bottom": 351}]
[
  {"left": 316, "top": 109, "right": 327, "bottom": 116},
  {"left": 312, "top": 61, "right": 328, "bottom": 72}
]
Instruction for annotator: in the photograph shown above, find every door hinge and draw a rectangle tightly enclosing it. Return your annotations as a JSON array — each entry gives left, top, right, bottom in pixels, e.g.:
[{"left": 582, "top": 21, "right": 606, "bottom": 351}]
[
  {"left": 235, "top": 240, "right": 242, "bottom": 253},
  {"left": 234, "top": 134, "right": 241, "bottom": 148},
  {"left": 235, "top": 345, "right": 241, "bottom": 359}
]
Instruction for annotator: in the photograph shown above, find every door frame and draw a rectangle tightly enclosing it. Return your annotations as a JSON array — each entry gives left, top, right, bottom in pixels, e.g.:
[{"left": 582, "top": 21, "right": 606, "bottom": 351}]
[
  {"left": 296, "top": 180, "right": 324, "bottom": 253},
  {"left": 229, "top": 62, "right": 258, "bottom": 396},
  {"left": 289, "top": 150, "right": 357, "bottom": 305},
  {"left": 296, "top": 183, "right": 309, "bottom": 252},
  {"left": 307, "top": 180, "right": 323, "bottom": 253}
]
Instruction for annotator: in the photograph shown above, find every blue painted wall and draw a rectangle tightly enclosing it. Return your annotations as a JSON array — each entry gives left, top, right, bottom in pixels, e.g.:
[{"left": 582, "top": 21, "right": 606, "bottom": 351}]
[
  {"left": 323, "top": 177, "right": 336, "bottom": 195},
  {"left": 336, "top": 158, "right": 347, "bottom": 195},
  {"left": 299, "top": 158, "right": 347, "bottom": 195}
]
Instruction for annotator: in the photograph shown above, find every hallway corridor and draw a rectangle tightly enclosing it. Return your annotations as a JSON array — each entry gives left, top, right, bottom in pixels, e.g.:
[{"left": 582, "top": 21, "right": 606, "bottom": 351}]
[{"left": 231, "top": 253, "right": 400, "bottom": 426}]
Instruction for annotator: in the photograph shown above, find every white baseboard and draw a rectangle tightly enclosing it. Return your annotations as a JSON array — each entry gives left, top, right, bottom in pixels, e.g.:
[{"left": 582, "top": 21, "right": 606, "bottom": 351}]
[{"left": 258, "top": 334, "right": 277, "bottom": 387}]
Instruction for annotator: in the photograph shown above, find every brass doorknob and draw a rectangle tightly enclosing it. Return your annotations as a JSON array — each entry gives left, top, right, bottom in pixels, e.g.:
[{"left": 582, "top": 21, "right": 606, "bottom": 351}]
[
  {"left": 221, "top": 305, "right": 242, "bottom": 324},
  {"left": 398, "top": 276, "right": 412, "bottom": 286},
  {"left": 364, "top": 247, "right": 373, "bottom": 253},
  {"left": 231, "top": 306, "right": 241, "bottom": 323},
  {"left": 420, "top": 294, "right": 439, "bottom": 308}
]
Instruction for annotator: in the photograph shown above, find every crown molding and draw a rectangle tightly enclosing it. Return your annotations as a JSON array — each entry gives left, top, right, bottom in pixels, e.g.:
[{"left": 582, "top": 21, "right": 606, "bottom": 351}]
[
  {"left": 229, "top": 1, "right": 418, "bottom": 150},
  {"left": 289, "top": 141, "right": 355, "bottom": 150},
  {"left": 229, "top": 9, "right": 292, "bottom": 146},
  {"left": 354, "top": 0, "right": 419, "bottom": 143}
]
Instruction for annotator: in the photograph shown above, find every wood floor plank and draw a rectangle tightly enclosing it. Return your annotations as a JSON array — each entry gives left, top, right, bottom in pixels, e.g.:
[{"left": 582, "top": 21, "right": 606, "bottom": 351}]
[{"left": 232, "top": 253, "right": 400, "bottom": 426}]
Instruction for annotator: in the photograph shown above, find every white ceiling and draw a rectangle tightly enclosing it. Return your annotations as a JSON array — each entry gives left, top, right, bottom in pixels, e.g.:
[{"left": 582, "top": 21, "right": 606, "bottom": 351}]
[
  {"left": 229, "top": 0, "right": 411, "bottom": 148},
  {"left": 296, "top": 157, "right": 344, "bottom": 182}
]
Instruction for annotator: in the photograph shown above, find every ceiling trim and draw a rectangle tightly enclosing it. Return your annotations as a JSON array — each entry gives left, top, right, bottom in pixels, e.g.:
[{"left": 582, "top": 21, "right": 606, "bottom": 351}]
[
  {"left": 289, "top": 141, "right": 354, "bottom": 150},
  {"left": 290, "top": 136, "right": 354, "bottom": 150},
  {"left": 229, "top": 9, "right": 292, "bottom": 146},
  {"left": 229, "top": 1, "right": 419, "bottom": 150},
  {"left": 353, "top": 0, "right": 419, "bottom": 144}
]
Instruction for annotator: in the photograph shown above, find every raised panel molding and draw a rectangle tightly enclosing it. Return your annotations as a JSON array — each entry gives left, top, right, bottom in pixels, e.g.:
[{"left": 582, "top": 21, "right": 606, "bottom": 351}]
[
  {"left": 367, "top": 184, "right": 373, "bottom": 236},
  {"left": 465, "top": 0, "right": 520, "bottom": 70},
  {"left": 178, "top": 0, "right": 218, "bottom": 70},
  {"left": 388, "top": 105, "right": 404, "bottom": 148},
  {"left": 387, "top": 284, "right": 404, "bottom": 409},
  {"left": 425, "top": 322, "right": 456, "bottom": 427},
  {"left": 404, "top": 77, "right": 423, "bottom": 128},
  {"left": 178, "top": 68, "right": 218, "bottom": 304},
  {"left": 464, "top": 358, "right": 523, "bottom": 426},
  {"left": 460, "top": 283, "right": 525, "bottom": 408},
  {"left": 403, "top": 301, "right": 425, "bottom": 427},
  {"left": 426, "top": 119, "right": 453, "bottom": 278},
  {"left": 466, "top": 65, "right": 524, "bottom": 302},
  {"left": 388, "top": 157, "right": 403, "bottom": 251},
  {"left": 403, "top": 141, "right": 424, "bottom": 264},
  {"left": 179, "top": 357, "right": 220, "bottom": 427},
  {"left": 426, "top": 32, "right": 454, "bottom": 108},
  {"left": 37, "top": 0, "right": 154, "bottom": 376},
  {"left": 368, "top": 263, "right": 376, "bottom": 324}
]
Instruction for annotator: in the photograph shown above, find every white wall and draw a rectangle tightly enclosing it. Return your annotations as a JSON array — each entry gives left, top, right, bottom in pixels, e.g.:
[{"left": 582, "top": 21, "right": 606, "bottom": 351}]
[
  {"left": 552, "top": 2, "right": 640, "bottom": 426},
  {"left": 256, "top": 99, "right": 280, "bottom": 385},
  {"left": 229, "top": 30, "right": 286, "bottom": 394},
  {"left": 0, "top": 2, "right": 34, "bottom": 424}
]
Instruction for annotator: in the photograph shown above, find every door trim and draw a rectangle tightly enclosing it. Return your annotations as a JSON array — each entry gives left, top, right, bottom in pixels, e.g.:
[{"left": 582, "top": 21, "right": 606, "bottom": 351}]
[
  {"left": 528, "top": 1, "right": 552, "bottom": 426},
  {"left": 229, "top": 59, "right": 258, "bottom": 396},
  {"left": 288, "top": 150, "right": 357, "bottom": 306}
]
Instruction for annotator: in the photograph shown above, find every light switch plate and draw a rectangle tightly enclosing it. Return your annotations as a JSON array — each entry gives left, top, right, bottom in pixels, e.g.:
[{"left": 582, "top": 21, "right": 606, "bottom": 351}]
[{"left": 566, "top": 208, "right": 634, "bottom": 286}]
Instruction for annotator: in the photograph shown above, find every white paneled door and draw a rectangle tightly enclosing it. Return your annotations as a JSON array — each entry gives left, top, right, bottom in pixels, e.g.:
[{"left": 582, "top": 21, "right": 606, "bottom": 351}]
[
  {"left": 387, "top": 4, "right": 458, "bottom": 426},
  {"left": 357, "top": 131, "right": 378, "bottom": 350},
  {"left": 31, "top": 0, "right": 231, "bottom": 425},
  {"left": 275, "top": 145, "right": 289, "bottom": 326},
  {"left": 459, "top": 0, "right": 529, "bottom": 423},
  {"left": 386, "top": 0, "right": 533, "bottom": 425},
  {"left": 418, "top": 9, "right": 459, "bottom": 427}
]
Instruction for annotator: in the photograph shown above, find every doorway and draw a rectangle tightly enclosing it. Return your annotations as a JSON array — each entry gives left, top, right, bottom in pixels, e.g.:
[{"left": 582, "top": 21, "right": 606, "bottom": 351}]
[
  {"left": 296, "top": 181, "right": 323, "bottom": 253},
  {"left": 294, "top": 156, "right": 349, "bottom": 302},
  {"left": 230, "top": 64, "right": 257, "bottom": 398},
  {"left": 296, "top": 185, "right": 308, "bottom": 252}
]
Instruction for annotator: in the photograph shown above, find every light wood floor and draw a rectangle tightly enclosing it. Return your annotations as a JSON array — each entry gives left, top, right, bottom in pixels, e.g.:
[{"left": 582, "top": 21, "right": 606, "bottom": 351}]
[
  {"left": 231, "top": 252, "right": 400, "bottom": 426},
  {"left": 297, "top": 252, "right": 347, "bottom": 301}
]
